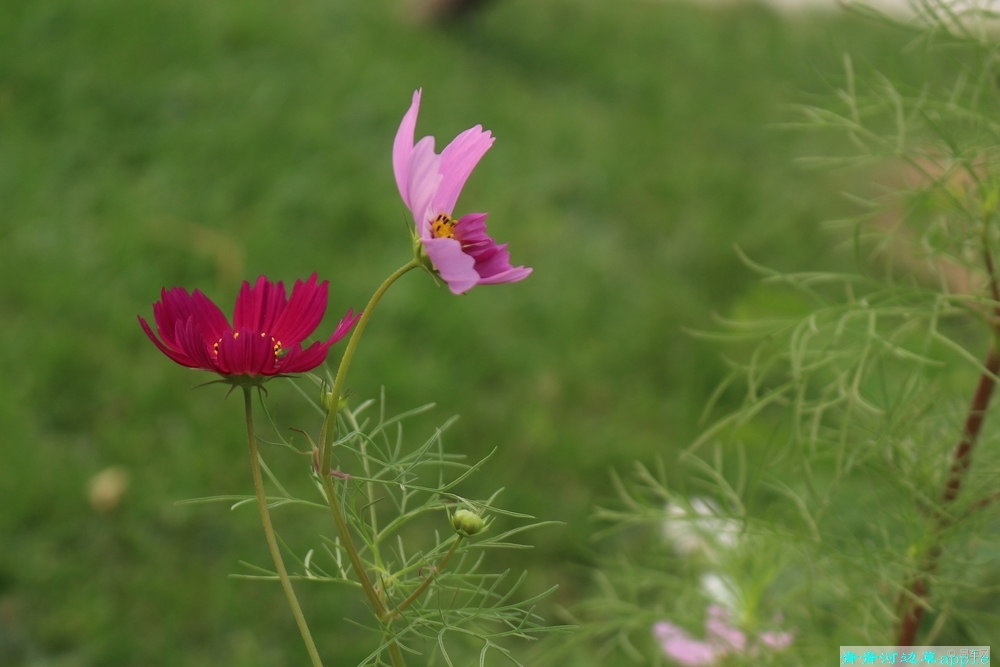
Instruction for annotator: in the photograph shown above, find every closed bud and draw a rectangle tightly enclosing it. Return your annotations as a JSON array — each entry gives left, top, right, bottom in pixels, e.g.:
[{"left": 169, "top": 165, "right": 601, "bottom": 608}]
[
  {"left": 452, "top": 509, "right": 484, "bottom": 537},
  {"left": 319, "top": 390, "right": 349, "bottom": 413},
  {"left": 319, "top": 389, "right": 335, "bottom": 412}
]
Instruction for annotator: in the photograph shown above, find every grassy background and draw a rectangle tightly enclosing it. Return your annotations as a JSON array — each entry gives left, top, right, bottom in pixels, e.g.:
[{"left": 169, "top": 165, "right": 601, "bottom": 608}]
[{"left": 0, "top": 0, "right": 937, "bottom": 665}]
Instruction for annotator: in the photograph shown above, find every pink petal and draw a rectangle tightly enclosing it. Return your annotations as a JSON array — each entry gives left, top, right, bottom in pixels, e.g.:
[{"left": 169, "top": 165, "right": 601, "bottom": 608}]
[
  {"left": 758, "top": 631, "right": 793, "bottom": 650},
  {"left": 423, "top": 237, "right": 479, "bottom": 294},
  {"left": 406, "top": 136, "right": 442, "bottom": 235},
  {"left": 705, "top": 605, "right": 746, "bottom": 652},
  {"left": 393, "top": 89, "right": 422, "bottom": 209},
  {"left": 433, "top": 125, "right": 494, "bottom": 216},
  {"left": 652, "top": 622, "right": 720, "bottom": 666}
]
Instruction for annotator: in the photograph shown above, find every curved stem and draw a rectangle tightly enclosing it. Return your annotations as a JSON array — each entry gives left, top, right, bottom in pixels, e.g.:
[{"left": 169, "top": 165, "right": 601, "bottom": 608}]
[
  {"left": 321, "top": 259, "right": 419, "bottom": 476},
  {"left": 385, "top": 536, "right": 462, "bottom": 623},
  {"left": 242, "top": 387, "right": 324, "bottom": 667},
  {"left": 317, "top": 259, "right": 418, "bottom": 667}
]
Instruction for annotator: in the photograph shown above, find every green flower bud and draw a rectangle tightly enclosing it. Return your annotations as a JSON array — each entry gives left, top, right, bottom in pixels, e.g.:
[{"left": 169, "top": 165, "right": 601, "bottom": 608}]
[
  {"left": 452, "top": 509, "right": 484, "bottom": 537},
  {"left": 319, "top": 389, "right": 350, "bottom": 413}
]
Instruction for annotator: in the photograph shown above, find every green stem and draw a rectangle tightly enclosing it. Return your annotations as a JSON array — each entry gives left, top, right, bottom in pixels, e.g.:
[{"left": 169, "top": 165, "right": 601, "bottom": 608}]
[
  {"left": 385, "top": 537, "right": 463, "bottom": 623},
  {"left": 318, "top": 259, "right": 418, "bottom": 667},
  {"left": 242, "top": 387, "right": 324, "bottom": 667},
  {"left": 321, "top": 259, "right": 419, "bottom": 476}
]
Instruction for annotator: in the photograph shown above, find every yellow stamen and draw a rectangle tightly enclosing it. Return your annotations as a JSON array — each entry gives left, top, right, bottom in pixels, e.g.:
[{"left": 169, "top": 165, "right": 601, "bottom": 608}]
[
  {"left": 431, "top": 213, "right": 457, "bottom": 239},
  {"left": 212, "top": 332, "right": 283, "bottom": 359}
]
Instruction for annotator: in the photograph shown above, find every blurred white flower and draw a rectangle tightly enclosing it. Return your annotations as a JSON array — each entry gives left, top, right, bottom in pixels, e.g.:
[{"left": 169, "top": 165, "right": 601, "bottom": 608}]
[
  {"left": 699, "top": 572, "right": 740, "bottom": 616},
  {"left": 662, "top": 497, "right": 741, "bottom": 561},
  {"left": 657, "top": 497, "right": 792, "bottom": 664},
  {"left": 88, "top": 466, "right": 130, "bottom": 513}
]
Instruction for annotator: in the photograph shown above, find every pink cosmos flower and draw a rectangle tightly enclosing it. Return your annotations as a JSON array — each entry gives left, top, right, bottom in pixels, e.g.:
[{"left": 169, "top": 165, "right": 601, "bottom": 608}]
[
  {"left": 653, "top": 605, "right": 793, "bottom": 666},
  {"left": 139, "top": 274, "right": 360, "bottom": 380},
  {"left": 393, "top": 89, "right": 532, "bottom": 295}
]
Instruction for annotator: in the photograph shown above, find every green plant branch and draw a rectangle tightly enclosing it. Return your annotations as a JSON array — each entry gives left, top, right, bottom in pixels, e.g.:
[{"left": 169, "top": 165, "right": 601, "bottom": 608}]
[
  {"left": 242, "top": 386, "right": 324, "bottom": 667},
  {"left": 343, "top": 404, "right": 380, "bottom": 544},
  {"left": 385, "top": 536, "right": 463, "bottom": 623}
]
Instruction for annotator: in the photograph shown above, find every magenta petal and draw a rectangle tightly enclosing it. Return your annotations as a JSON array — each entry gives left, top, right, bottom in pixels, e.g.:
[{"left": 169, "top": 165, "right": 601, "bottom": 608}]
[
  {"left": 233, "top": 276, "right": 288, "bottom": 334},
  {"left": 475, "top": 266, "right": 533, "bottom": 285},
  {"left": 464, "top": 240, "right": 512, "bottom": 275},
  {"left": 215, "top": 327, "right": 268, "bottom": 376},
  {"left": 453, "top": 212, "right": 491, "bottom": 245},
  {"left": 216, "top": 329, "right": 250, "bottom": 375},
  {"left": 250, "top": 330, "right": 275, "bottom": 375},
  {"left": 465, "top": 241, "right": 531, "bottom": 283},
  {"left": 326, "top": 308, "right": 361, "bottom": 345},
  {"left": 407, "top": 137, "right": 442, "bottom": 233},
  {"left": 175, "top": 318, "right": 219, "bottom": 373},
  {"left": 138, "top": 315, "right": 197, "bottom": 367},
  {"left": 191, "top": 289, "right": 233, "bottom": 341},
  {"left": 153, "top": 287, "right": 197, "bottom": 348},
  {"left": 454, "top": 213, "right": 532, "bottom": 284},
  {"left": 260, "top": 281, "right": 289, "bottom": 333},
  {"left": 213, "top": 332, "right": 239, "bottom": 375},
  {"left": 233, "top": 276, "right": 265, "bottom": 331},
  {"left": 423, "top": 237, "right": 479, "bottom": 294},
  {"left": 277, "top": 341, "right": 330, "bottom": 374},
  {"left": 142, "top": 274, "right": 352, "bottom": 380},
  {"left": 393, "top": 89, "right": 422, "bottom": 209},
  {"left": 652, "top": 622, "right": 720, "bottom": 666},
  {"left": 433, "top": 125, "right": 494, "bottom": 216},
  {"left": 270, "top": 274, "right": 328, "bottom": 345}
]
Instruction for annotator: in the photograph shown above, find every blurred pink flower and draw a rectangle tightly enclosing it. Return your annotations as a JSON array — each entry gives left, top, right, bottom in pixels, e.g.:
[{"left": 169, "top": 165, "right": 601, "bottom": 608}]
[
  {"left": 653, "top": 605, "right": 792, "bottom": 666},
  {"left": 393, "top": 89, "right": 532, "bottom": 295}
]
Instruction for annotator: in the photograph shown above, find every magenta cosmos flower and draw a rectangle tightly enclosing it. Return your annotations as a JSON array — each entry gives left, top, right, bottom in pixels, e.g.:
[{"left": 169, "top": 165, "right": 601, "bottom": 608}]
[
  {"left": 139, "top": 274, "right": 360, "bottom": 381},
  {"left": 393, "top": 89, "right": 532, "bottom": 295}
]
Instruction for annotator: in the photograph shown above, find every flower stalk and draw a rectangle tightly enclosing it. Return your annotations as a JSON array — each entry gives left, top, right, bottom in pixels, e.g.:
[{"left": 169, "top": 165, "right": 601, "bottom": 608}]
[
  {"left": 317, "top": 259, "right": 418, "bottom": 667},
  {"left": 895, "top": 243, "right": 1000, "bottom": 645},
  {"left": 242, "top": 386, "right": 324, "bottom": 667}
]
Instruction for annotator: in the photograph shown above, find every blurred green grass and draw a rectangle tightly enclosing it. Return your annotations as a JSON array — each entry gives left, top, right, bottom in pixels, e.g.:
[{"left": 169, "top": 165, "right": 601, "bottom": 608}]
[{"left": 0, "top": 0, "right": 933, "bottom": 664}]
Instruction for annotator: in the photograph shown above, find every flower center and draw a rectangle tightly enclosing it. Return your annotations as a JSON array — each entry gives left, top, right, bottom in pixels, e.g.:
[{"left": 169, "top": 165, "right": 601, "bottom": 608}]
[
  {"left": 211, "top": 331, "right": 282, "bottom": 357},
  {"left": 431, "top": 213, "right": 457, "bottom": 239}
]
